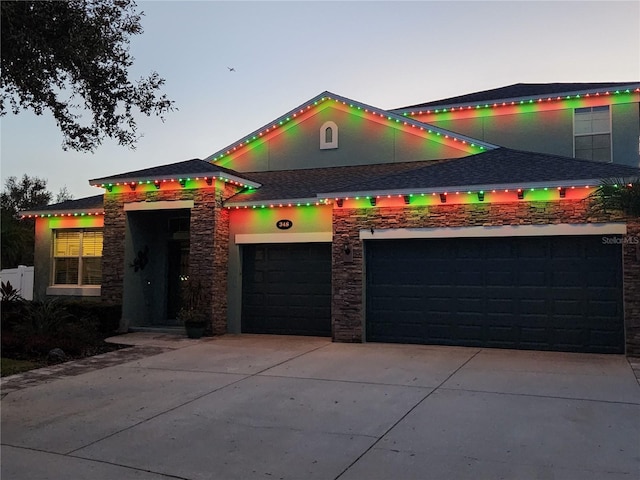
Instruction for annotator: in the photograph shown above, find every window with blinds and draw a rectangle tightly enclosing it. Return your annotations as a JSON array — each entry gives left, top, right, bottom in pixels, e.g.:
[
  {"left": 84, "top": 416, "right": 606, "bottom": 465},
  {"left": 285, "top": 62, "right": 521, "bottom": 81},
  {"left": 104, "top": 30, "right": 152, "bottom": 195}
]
[{"left": 53, "top": 229, "right": 103, "bottom": 285}]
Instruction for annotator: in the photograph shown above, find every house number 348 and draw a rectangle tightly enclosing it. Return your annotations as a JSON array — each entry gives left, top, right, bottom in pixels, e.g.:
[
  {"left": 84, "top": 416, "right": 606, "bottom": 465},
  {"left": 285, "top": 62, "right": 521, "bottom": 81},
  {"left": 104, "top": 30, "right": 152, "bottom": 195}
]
[{"left": 276, "top": 219, "right": 293, "bottom": 230}]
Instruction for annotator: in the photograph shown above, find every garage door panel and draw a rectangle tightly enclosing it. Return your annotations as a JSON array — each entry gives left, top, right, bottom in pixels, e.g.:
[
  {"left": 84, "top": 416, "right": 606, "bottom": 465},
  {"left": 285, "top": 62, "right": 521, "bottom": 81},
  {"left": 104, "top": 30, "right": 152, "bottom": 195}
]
[
  {"left": 456, "top": 298, "right": 484, "bottom": 312},
  {"left": 366, "top": 236, "right": 623, "bottom": 353},
  {"left": 520, "top": 299, "right": 547, "bottom": 314},
  {"left": 550, "top": 271, "right": 584, "bottom": 287},
  {"left": 520, "top": 271, "right": 547, "bottom": 286},
  {"left": 486, "top": 273, "right": 516, "bottom": 286}
]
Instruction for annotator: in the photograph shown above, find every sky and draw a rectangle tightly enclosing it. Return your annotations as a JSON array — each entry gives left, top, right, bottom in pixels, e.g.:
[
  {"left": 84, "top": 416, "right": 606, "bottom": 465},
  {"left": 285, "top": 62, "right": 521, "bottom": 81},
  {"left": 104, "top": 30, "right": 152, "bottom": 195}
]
[{"left": 1, "top": 0, "right": 639, "bottom": 201}]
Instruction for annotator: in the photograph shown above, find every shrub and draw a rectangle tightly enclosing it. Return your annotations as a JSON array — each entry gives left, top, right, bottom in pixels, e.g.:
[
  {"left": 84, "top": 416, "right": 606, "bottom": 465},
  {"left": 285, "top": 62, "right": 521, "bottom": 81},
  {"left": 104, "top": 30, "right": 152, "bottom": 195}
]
[{"left": 59, "top": 301, "right": 121, "bottom": 336}]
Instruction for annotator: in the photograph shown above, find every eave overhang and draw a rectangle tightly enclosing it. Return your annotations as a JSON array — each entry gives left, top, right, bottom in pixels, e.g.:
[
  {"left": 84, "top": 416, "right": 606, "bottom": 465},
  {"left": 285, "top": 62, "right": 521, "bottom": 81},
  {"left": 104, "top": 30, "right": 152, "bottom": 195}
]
[
  {"left": 316, "top": 178, "right": 619, "bottom": 202},
  {"left": 21, "top": 208, "right": 105, "bottom": 219},
  {"left": 224, "top": 197, "right": 323, "bottom": 209},
  {"left": 89, "top": 171, "right": 261, "bottom": 190},
  {"left": 394, "top": 85, "right": 640, "bottom": 117}
]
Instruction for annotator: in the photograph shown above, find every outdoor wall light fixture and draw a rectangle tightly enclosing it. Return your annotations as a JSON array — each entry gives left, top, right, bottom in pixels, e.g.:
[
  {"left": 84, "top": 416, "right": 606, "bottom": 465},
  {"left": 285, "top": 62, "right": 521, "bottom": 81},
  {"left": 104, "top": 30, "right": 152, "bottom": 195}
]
[
  {"left": 517, "top": 189, "right": 524, "bottom": 200},
  {"left": 205, "top": 177, "right": 213, "bottom": 186},
  {"left": 477, "top": 191, "right": 485, "bottom": 202},
  {"left": 440, "top": 193, "right": 447, "bottom": 203},
  {"left": 369, "top": 197, "right": 377, "bottom": 206},
  {"left": 154, "top": 182, "right": 161, "bottom": 189},
  {"left": 336, "top": 199, "right": 344, "bottom": 207},
  {"left": 343, "top": 242, "right": 354, "bottom": 263},
  {"left": 179, "top": 179, "right": 186, "bottom": 187},
  {"left": 403, "top": 195, "right": 411, "bottom": 205},
  {"left": 558, "top": 187, "right": 566, "bottom": 198},
  {"left": 129, "top": 183, "right": 137, "bottom": 191}
]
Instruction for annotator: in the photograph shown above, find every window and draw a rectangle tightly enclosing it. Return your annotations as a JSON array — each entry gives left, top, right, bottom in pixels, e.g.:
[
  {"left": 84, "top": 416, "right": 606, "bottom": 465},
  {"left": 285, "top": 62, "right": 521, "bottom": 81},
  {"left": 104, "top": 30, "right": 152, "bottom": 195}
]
[
  {"left": 325, "top": 126, "right": 333, "bottom": 144},
  {"left": 320, "top": 121, "right": 338, "bottom": 149},
  {"left": 574, "top": 106, "right": 611, "bottom": 162},
  {"left": 53, "top": 229, "right": 103, "bottom": 285}
]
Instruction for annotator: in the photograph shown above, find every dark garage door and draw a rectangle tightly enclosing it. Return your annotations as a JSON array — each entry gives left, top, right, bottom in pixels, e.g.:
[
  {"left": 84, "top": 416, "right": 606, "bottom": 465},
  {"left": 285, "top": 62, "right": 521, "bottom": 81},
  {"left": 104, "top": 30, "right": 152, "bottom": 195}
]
[
  {"left": 242, "top": 243, "right": 331, "bottom": 336},
  {"left": 366, "top": 236, "right": 623, "bottom": 353}
]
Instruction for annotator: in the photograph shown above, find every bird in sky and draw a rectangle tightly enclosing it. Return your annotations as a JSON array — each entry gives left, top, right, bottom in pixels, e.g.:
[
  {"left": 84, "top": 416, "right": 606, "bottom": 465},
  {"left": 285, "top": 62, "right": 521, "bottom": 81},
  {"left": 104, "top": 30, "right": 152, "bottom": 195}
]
[{"left": 227, "top": 67, "right": 236, "bottom": 72}]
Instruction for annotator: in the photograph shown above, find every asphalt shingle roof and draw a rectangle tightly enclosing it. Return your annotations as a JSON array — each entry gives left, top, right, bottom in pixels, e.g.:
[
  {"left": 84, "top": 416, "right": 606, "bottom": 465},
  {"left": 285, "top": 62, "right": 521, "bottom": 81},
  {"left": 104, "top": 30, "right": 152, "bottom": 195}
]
[
  {"left": 29, "top": 150, "right": 640, "bottom": 212},
  {"left": 89, "top": 159, "right": 251, "bottom": 184},
  {"left": 227, "top": 161, "right": 444, "bottom": 204},
  {"left": 323, "top": 148, "right": 640, "bottom": 195},
  {"left": 21, "top": 194, "right": 104, "bottom": 215},
  {"left": 394, "top": 82, "right": 639, "bottom": 110},
  {"left": 228, "top": 148, "right": 640, "bottom": 204}
]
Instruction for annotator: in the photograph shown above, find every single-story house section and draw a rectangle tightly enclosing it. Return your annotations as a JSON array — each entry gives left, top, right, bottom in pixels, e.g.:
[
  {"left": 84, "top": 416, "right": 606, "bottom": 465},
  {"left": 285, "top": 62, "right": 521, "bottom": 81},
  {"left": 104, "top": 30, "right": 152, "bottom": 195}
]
[{"left": 22, "top": 85, "right": 640, "bottom": 355}]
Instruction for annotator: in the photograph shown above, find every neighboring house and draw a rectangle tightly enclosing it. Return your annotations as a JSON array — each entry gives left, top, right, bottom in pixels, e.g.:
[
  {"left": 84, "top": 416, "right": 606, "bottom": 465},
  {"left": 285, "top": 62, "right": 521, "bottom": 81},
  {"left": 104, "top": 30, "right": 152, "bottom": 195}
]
[{"left": 21, "top": 83, "right": 640, "bottom": 355}]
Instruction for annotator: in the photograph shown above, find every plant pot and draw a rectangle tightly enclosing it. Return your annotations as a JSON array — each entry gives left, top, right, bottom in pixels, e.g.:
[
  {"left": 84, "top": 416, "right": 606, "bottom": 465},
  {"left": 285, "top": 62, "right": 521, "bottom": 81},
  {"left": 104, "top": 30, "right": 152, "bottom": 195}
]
[{"left": 184, "top": 321, "right": 206, "bottom": 339}]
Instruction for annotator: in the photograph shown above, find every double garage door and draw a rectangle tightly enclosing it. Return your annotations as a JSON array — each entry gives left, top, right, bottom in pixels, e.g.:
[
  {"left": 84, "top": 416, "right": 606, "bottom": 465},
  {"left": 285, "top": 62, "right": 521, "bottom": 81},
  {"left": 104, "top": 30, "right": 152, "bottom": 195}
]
[{"left": 366, "top": 236, "right": 624, "bottom": 354}]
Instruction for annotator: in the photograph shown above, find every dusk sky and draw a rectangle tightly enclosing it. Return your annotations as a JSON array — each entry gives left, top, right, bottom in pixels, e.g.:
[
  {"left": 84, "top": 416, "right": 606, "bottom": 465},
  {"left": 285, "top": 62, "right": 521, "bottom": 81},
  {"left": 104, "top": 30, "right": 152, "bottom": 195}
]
[{"left": 2, "top": 0, "right": 639, "bottom": 200}]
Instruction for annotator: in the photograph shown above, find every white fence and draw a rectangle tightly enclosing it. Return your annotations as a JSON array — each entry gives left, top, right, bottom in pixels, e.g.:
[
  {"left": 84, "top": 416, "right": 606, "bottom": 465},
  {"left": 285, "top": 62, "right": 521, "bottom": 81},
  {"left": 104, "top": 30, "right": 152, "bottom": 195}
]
[{"left": 0, "top": 265, "right": 34, "bottom": 300}]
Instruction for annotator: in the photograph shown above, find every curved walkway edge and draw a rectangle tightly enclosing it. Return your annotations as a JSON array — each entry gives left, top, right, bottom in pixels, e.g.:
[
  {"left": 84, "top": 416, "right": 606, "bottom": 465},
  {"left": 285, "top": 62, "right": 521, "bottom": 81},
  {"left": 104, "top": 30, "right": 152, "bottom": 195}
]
[{"left": 1, "top": 345, "right": 170, "bottom": 398}]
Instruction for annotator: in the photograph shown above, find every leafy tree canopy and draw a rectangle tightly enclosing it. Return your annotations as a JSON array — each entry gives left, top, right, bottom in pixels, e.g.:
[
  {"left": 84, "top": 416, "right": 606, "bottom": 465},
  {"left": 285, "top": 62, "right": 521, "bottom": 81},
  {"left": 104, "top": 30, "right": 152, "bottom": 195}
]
[
  {"left": 1, "top": 175, "right": 52, "bottom": 217},
  {"left": 1, "top": 175, "right": 72, "bottom": 268},
  {"left": 1, "top": 0, "right": 174, "bottom": 152}
]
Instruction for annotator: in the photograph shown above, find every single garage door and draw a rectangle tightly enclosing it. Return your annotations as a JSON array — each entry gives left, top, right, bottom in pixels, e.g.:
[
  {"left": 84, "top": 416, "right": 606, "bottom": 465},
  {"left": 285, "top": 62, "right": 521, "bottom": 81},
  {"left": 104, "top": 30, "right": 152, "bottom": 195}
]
[
  {"left": 242, "top": 243, "right": 331, "bottom": 336},
  {"left": 366, "top": 236, "right": 623, "bottom": 353}
]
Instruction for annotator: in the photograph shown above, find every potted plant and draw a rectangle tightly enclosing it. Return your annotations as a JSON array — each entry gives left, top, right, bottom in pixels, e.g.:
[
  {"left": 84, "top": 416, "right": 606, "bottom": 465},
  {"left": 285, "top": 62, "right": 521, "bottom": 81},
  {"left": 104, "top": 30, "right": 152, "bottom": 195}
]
[{"left": 176, "top": 278, "right": 209, "bottom": 339}]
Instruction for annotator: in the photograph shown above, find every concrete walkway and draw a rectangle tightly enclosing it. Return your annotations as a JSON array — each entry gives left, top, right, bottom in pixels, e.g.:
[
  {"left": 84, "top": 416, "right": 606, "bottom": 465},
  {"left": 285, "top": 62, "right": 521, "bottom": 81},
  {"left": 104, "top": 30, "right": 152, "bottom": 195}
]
[{"left": 2, "top": 333, "right": 639, "bottom": 479}]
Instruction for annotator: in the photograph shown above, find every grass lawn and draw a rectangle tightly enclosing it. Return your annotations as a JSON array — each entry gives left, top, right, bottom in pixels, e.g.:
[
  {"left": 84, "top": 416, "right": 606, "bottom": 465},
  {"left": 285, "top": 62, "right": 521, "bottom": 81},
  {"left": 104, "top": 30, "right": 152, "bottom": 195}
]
[{"left": 1, "top": 357, "right": 45, "bottom": 377}]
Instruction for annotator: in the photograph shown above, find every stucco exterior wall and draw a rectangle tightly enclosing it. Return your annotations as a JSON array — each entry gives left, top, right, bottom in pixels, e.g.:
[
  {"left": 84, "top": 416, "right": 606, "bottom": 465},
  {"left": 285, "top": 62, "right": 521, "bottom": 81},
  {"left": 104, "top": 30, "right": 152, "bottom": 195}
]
[
  {"left": 219, "top": 104, "right": 472, "bottom": 173},
  {"left": 331, "top": 200, "right": 639, "bottom": 354},
  {"left": 32, "top": 215, "right": 104, "bottom": 301},
  {"left": 417, "top": 101, "right": 640, "bottom": 167}
]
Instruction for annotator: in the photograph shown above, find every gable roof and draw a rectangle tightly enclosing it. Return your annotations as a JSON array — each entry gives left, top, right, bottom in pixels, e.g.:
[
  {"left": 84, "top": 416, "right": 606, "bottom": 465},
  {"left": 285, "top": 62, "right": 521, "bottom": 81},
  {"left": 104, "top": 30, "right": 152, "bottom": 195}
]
[
  {"left": 227, "top": 148, "right": 640, "bottom": 206},
  {"left": 88, "top": 158, "right": 261, "bottom": 188},
  {"left": 205, "top": 91, "right": 497, "bottom": 166},
  {"left": 393, "top": 82, "right": 640, "bottom": 112},
  {"left": 21, "top": 194, "right": 105, "bottom": 217}
]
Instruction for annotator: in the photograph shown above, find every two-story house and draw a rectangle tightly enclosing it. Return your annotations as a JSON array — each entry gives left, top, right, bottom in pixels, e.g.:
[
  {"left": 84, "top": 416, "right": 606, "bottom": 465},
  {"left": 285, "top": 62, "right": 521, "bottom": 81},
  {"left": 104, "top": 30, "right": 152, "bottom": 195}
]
[{"left": 22, "top": 82, "right": 640, "bottom": 355}]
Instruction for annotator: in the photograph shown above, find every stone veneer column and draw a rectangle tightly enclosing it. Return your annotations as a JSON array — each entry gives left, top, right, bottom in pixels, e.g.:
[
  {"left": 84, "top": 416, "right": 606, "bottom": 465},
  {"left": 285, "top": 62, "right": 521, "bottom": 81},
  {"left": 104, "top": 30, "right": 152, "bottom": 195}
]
[
  {"left": 623, "top": 220, "right": 640, "bottom": 355},
  {"left": 101, "top": 193, "right": 127, "bottom": 305},
  {"left": 188, "top": 184, "right": 235, "bottom": 335}
]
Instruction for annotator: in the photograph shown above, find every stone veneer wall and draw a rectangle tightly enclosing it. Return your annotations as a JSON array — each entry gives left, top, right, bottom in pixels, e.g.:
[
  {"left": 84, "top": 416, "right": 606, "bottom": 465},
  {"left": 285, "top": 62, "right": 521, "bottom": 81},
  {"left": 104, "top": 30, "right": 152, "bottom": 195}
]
[
  {"left": 623, "top": 220, "right": 640, "bottom": 356},
  {"left": 101, "top": 183, "right": 238, "bottom": 334},
  {"left": 332, "top": 200, "right": 640, "bottom": 354}
]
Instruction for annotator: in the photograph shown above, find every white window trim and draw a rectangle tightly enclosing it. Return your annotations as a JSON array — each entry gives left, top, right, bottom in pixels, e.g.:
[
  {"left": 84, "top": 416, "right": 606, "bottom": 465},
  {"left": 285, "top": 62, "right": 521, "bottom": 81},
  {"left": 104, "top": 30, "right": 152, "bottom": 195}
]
[
  {"left": 573, "top": 105, "right": 612, "bottom": 162},
  {"left": 46, "top": 286, "right": 101, "bottom": 297},
  {"left": 51, "top": 229, "right": 103, "bottom": 288},
  {"left": 320, "top": 121, "right": 338, "bottom": 150}
]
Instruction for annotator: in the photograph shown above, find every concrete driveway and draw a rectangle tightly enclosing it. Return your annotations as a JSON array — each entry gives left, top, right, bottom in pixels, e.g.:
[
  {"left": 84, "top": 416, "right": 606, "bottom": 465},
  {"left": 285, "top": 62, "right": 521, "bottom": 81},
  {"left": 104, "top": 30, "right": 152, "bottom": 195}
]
[{"left": 2, "top": 334, "right": 639, "bottom": 479}]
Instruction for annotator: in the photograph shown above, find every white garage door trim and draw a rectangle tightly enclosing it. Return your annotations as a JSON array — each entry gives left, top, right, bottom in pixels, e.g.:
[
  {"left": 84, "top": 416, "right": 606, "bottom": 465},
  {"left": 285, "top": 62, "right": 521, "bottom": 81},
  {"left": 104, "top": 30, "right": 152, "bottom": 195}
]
[
  {"left": 360, "top": 223, "right": 627, "bottom": 240},
  {"left": 235, "top": 232, "right": 332, "bottom": 244}
]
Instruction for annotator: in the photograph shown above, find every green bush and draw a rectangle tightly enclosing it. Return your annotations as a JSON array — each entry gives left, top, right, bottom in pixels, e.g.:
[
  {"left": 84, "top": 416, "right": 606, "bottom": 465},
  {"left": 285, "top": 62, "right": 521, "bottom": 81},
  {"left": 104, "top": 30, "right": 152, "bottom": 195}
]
[
  {"left": 59, "top": 300, "right": 121, "bottom": 336},
  {"left": 1, "top": 298, "right": 122, "bottom": 358}
]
